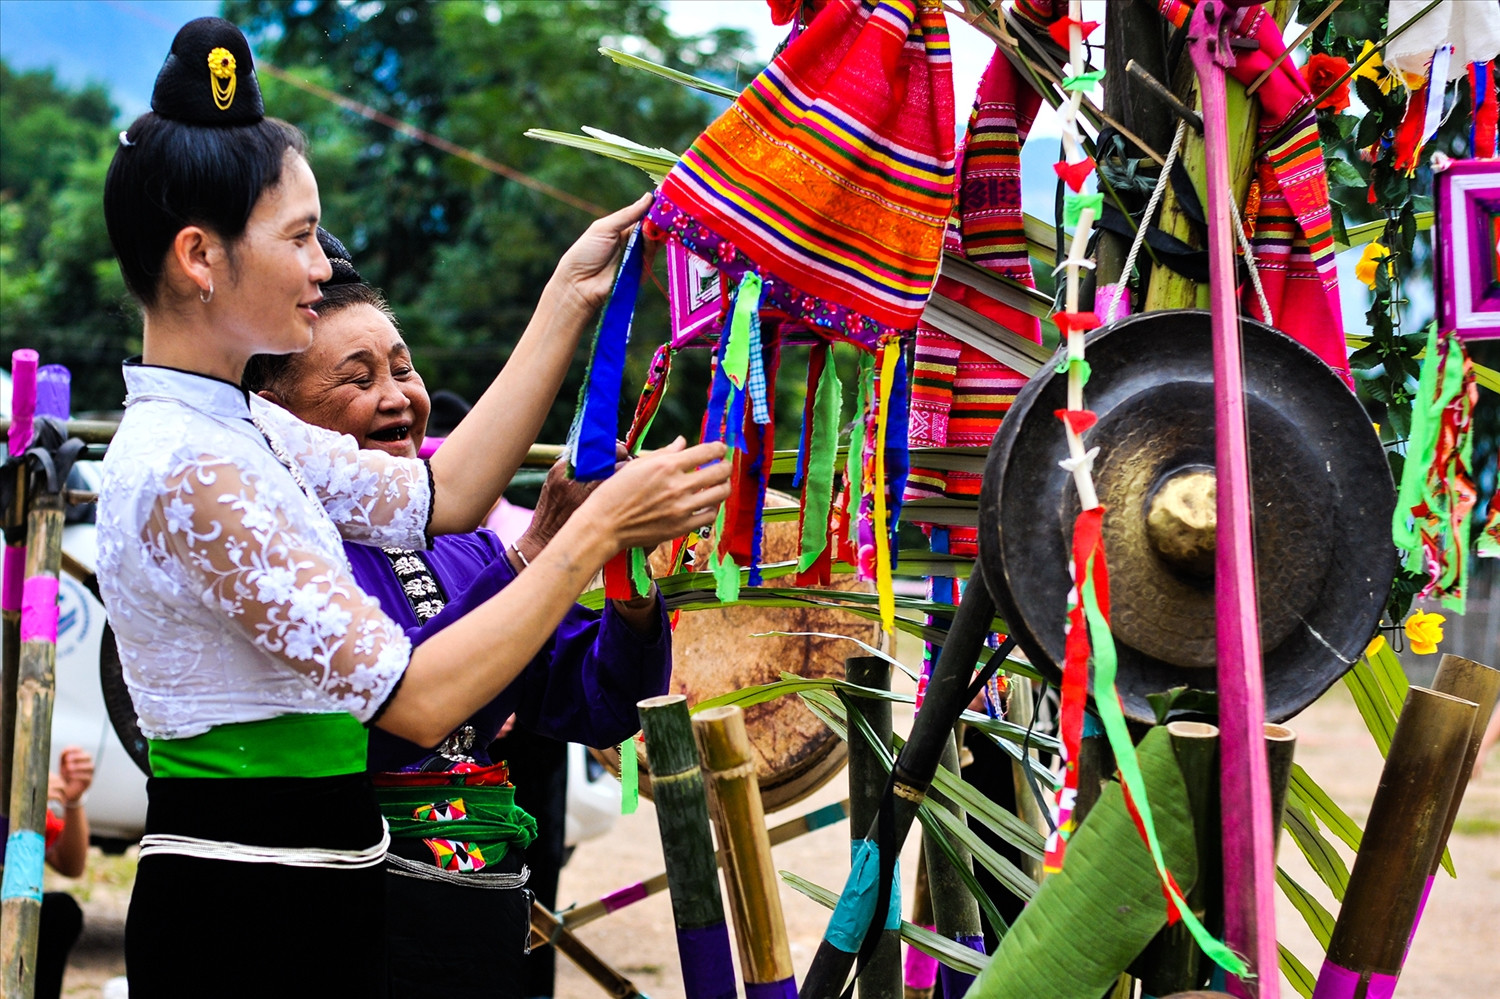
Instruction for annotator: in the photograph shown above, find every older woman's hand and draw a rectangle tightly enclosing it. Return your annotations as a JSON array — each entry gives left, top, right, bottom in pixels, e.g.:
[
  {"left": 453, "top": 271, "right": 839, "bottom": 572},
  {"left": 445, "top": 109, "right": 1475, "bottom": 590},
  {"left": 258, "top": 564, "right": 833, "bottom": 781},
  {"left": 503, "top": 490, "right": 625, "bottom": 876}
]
[
  {"left": 552, "top": 194, "right": 654, "bottom": 313},
  {"left": 511, "top": 452, "right": 619, "bottom": 566}
]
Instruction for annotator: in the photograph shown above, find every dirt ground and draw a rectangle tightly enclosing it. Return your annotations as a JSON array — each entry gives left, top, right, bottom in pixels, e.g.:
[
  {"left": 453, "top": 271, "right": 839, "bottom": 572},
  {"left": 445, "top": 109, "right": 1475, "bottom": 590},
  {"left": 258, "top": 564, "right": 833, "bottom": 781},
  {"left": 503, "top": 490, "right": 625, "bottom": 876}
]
[{"left": 52, "top": 676, "right": 1500, "bottom": 997}]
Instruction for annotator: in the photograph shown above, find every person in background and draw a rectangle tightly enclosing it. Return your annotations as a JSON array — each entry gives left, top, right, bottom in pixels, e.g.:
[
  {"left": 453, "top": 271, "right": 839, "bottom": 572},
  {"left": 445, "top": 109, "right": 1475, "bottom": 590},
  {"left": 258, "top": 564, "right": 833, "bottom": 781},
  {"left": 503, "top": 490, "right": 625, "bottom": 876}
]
[
  {"left": 38, "top": 746, "right": 94, "bottom": 999},
  {"left": 1472, "top": 704, "right": 1500, "bottom": 782},
  {"left": 244, "top": 228, "right": 669, "bottom": 998}
]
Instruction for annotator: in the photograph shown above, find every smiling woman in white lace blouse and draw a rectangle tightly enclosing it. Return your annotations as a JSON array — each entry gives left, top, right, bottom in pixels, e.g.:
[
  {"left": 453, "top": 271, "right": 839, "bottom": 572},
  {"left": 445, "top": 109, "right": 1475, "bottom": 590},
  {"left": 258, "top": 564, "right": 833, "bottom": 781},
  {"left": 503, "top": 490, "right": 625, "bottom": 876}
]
[{"left": 97, "top": 17, "right": 729, "bottom": 995}]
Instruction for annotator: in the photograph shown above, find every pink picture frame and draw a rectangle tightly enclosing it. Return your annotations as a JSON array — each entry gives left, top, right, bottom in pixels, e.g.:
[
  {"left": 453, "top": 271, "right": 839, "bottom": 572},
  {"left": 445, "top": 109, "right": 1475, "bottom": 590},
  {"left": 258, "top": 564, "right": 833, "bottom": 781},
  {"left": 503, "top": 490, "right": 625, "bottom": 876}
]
[
  {"left": 1435, "top": 158, "right": 1500, "bottom": 339},
  {"left": 666, "top": 240, "right": 725, "bottom": 348}
]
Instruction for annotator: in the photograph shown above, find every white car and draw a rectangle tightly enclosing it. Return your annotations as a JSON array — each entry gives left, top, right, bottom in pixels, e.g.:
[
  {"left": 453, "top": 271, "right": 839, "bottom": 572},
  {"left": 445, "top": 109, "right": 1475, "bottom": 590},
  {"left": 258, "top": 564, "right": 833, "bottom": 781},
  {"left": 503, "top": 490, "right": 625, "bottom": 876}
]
[{"left": 2, "top": 368, "right": 619, "bottom": 850}]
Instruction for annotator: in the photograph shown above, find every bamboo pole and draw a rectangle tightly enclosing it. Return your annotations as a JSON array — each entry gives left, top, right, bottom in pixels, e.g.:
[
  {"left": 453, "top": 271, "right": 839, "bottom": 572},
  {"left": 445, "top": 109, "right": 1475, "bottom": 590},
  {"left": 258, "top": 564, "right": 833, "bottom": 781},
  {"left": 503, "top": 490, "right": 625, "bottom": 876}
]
[
  {"left": 1143, "top": 0, "right": 1291, "bottom": 312},
  {"left": 0, "top": 350, "right": 38, "bottom": 874},
  {"left": 1407, "top": 655, "right": 1500, "bottom": 950},
  {"left": 529, "top": 902, "right": 644, "bottom": 999},
  {"left": 1137, "top": 721, "right": 1220, "bottom": 996},
  {"left": 1264, "top": 724, "right": 1298, "bottom": 854},
  {"left": 903, "top": 856, "right": 936, "bottom": 999},
  {"left": 845, "top": 657, "right": 901, "bottom": 999},
  {"left": 640, "top": 695, "right": 739, "bottom": 999},
  {"left": 0, "top": 490, "right": 65, "bottom": 998},
  {"left": 1313, "top": 688, "right": 1478, "bottom": 998},
  {"left": 922, "top": 732, "right": 986, "bottom": 997},
  {"left": 1004, "top": 676, "right": 1048, "bottom": 883},
  {"left": 694, "top": 705, "right": 796, "bottom": 999}
]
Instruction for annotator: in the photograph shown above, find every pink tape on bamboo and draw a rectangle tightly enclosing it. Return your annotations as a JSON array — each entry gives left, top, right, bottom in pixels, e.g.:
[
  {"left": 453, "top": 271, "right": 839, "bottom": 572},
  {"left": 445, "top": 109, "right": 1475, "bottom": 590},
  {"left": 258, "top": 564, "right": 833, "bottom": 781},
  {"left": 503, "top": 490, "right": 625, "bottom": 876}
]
[
  {"left": 904, "top": 926, "right": 940, "bottom": 989},
  {"left": 2, "top": 546, "right": 25, "bottom": 612},
  {"left": 601, "top": 881, "right": 651, "bottom": 913},
  {"left": 19, "top": 575, "right": 59, "bottom": 644},
  {"left": 9, "top": 348, "right": 38, "bottom": 455},
  {"left": 1312, "top": 963, "right": 1397, "bottom": 999}
]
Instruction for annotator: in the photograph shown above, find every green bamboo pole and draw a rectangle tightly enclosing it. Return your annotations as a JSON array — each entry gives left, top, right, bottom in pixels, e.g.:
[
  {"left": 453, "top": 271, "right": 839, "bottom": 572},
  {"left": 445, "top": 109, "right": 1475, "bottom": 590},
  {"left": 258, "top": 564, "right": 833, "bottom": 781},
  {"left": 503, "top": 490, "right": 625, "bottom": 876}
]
[
  {"left": 922, "top": 731, "right": 985, "bottom": 988},
  {"left": 845, "top": 657, "right": 901, "bottom": 999},
  {"left": 1004, "top": 676, "right": 1048, "bottom": 883},
  {"left": 1264, "top": 723, "right": 1298, "bottom": 855},
  {"left": 1136, "top": 721, "right": 1220, "bottom": 996},
  {"left": 640, "top": 694, "right": 738, "bottom": 999},
  {"left": 1318, "top": 687, "right": 1477, "bottom": 991},
  {"left": 0, "top": 490, "right": 65, "bottom": 998},
  {"left": 694, "top": 705, "right": 796, "bottom": 993}
]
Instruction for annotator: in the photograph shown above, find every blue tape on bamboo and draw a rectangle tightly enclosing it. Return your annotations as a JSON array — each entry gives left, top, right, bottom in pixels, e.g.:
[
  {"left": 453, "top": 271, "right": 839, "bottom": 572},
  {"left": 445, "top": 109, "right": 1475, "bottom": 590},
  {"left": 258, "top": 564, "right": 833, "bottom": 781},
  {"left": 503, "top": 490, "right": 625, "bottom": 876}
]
[
  {"left": 0, "top": 829, "right": 45, "bottom": 902},
  {"left": 803, "top": 801, "right": 848, "bottom": 832},
  {"left": 823, "top": 838, "right": 902, "bottom": 952}
]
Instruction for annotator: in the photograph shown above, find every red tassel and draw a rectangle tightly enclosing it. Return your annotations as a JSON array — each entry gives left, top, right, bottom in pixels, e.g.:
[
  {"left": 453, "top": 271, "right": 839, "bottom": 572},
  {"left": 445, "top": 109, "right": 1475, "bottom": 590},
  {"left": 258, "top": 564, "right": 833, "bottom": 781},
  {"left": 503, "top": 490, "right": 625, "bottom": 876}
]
[
  {"left": 1392, "top": 85, "right": 1427, "bottom": 176},
  {"left": 1053, "top": 157, "right": 1096, "bottom": 192}
]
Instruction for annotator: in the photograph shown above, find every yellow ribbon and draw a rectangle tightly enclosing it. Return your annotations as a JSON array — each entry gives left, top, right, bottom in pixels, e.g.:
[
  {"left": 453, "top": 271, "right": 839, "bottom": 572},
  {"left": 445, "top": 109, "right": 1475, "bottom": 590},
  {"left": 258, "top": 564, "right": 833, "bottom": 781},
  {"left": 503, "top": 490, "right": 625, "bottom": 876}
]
[{"left": 873, "top": 340, "right": 898, "bottom": 633}]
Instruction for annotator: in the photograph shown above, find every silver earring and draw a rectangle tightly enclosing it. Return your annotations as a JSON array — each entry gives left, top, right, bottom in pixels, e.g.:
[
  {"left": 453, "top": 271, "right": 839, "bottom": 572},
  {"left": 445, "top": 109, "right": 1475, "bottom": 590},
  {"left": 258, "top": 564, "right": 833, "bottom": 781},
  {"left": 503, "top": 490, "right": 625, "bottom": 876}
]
[{"left": 200, "top": 282, "right": 214, "bottom": 304}]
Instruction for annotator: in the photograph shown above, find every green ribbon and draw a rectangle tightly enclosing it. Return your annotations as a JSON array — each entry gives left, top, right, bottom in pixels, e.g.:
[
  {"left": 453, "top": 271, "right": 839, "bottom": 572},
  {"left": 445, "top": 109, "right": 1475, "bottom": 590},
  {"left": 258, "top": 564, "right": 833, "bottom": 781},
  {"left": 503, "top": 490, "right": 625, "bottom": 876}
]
[
  {"left": 709, "top": 501, "right": 740, "bottom": 603},
  {"left": 724, "top": 272, "right": 762, "bottom": 390},
  {"left": 629, "top": 547, "right": 652, "bottom": 599},
  {"left": 1062, "top": 69, "right": 1106, "bottom": 93},
  {"left": 1054, "top": 356, "right": 1093, "bottom": 385},
  {"left": 846, "top": 353, "right": 875, "bottom": 506},
  {"left": 1080, "top": 557, "right": 1249, "bottom": 977},
  {"left": 799, "top": 353, "right": 843, "bottom": 572},
  {"left": 620, "top": 737, "right": 640, "bottom": 814},
  {"left": 1064, "top": 192, "right": 1105, "bottom": 227}
]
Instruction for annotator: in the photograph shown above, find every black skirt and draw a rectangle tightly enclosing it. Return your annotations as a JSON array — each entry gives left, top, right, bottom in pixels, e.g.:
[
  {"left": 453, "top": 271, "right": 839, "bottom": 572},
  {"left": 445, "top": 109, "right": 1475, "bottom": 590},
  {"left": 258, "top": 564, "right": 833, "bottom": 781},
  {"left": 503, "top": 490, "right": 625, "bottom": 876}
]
[{"left": 126, "top": 773, "right": 388, "bottom": 998}]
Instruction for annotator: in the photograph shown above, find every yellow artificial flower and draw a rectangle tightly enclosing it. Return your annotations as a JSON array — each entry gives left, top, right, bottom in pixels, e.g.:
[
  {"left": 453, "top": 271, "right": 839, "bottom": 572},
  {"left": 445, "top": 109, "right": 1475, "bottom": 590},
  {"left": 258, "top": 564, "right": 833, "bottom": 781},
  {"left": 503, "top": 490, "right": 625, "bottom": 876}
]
[
  {"left": 1364, "top": 634, "right": 1388, "bottom": 659},
  {"left": 1352, "top": 40, "right": 1396, "bottom": 95},
  {"left": 1404, "top": 610, "right": 1446, "bottom": 655},
  {"left": 1355, "top": 241, "right": 1390, "bottom": 288}
]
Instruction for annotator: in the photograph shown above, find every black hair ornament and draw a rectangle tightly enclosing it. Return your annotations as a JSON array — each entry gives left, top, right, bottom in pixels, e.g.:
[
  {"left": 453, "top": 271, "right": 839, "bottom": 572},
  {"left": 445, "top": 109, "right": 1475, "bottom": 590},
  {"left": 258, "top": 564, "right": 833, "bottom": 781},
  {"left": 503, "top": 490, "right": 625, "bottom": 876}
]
[
  {"left": 150, "top": 17, "right": 264, "bottom": 125},
  {"left": 316, "top": 228, "right": 364, "bottom": 287}
]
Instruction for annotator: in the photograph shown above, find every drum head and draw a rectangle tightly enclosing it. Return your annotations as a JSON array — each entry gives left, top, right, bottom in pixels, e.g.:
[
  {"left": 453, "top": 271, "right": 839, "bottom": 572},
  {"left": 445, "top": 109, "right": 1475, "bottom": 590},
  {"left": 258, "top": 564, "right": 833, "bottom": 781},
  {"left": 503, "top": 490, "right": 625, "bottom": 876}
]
[
  {"left": 597, "top": 493, "right": 873, "bottom": 812},
  {"left": 978, "top": 311, "right": 1396, "bottom": 723}
]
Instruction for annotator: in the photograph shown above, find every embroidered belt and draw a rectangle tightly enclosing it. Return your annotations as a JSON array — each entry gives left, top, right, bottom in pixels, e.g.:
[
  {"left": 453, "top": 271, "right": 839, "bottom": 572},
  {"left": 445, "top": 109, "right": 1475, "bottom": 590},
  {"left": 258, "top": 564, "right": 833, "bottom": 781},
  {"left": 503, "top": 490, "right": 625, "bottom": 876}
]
[{"left": 147, "top": 713, "right": 369, "bottom": 779}]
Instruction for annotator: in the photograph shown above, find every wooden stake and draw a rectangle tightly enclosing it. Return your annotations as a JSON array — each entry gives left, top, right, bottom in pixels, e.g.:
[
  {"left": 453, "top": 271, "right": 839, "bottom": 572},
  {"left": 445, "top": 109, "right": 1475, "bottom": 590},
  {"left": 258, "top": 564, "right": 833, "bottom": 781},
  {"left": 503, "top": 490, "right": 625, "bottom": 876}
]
[
  {"left": 640, "top": 694, "right": 739, "bottom": 999},
  {"left": 1315, "top": 688, "right": 1477, "bottom": 997},
  {"left": 922, "top": 732, "right": 985, "bottom": 995},
  {"left": 1003, "top": 676, "right": 1048, "bottom": 883},
  {"left": 845, "top": 657, "right": 901, "bottom": 999},
  {"left": 0, "top": 490, "right": 65, "bottom": 998},
  {"left": 694, "top": 705, "right": 795, "bottom": 996}
]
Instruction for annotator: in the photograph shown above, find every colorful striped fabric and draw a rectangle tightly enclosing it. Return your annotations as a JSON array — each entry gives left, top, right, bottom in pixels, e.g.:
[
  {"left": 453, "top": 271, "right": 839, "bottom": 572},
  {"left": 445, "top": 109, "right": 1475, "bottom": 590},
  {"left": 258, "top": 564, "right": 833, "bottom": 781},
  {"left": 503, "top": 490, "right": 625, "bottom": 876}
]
[
  {"left": 648, "top": 0, "right": 957, "bottom": 349},
  {"left": 906, "top": 47, "right": 1046, "bottom": 556}
]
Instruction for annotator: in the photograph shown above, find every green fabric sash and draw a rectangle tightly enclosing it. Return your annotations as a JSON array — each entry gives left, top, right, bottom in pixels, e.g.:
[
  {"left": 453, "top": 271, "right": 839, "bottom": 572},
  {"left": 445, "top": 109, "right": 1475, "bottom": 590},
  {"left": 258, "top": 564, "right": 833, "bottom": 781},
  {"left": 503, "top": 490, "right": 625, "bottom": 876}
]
[
  {"left": 147, "top": 713, "right": 369, "bottom": 779},
  {"left": 376, "top": 781, "right": 538, "bottom": 865}
]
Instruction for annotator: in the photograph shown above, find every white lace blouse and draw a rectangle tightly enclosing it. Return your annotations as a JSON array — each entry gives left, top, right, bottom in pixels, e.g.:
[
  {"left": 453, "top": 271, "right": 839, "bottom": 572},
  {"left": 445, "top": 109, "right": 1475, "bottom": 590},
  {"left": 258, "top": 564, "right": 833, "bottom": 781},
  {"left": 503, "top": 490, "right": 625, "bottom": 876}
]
[{"left": 97, "top": 364, "right": 431, "bottom": 740}]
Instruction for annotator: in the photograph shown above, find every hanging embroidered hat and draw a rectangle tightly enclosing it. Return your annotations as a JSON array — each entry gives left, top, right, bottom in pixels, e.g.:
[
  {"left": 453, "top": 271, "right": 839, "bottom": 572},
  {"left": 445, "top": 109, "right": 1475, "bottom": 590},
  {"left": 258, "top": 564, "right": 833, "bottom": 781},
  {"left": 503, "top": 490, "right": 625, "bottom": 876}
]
[{"left": 570, "top": 0, "right": 956, "bottom": 630}]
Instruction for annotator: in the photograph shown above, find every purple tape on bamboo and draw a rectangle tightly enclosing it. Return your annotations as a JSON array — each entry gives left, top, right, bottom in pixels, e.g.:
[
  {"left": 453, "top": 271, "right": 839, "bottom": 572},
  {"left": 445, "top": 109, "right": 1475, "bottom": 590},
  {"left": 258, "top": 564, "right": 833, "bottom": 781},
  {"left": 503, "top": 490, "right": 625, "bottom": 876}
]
[
  {"left": 744, "top": 978, "right": 797, "bottom": 999},
  {"left": 2, "top": 546, "right": 25, "bottom": 613},
  {"left": 904, "top": 925, "right": 939, "bottom": 988},
  {"left": 20, "top": 576, "right": 59, "bottom": 643},
  {"left": 9, "top": 349, "right": 38, "bottom": 455},
  {"left": 601, "top": 881, "right": 650, "bottom": 913},
  {"left": 35, "top": 364, "right": 70, "bottom": 420},
  {"left": 1405, "top": 874, "right": 1436, "bottom": 959},
  {"left": 936, "top": 934, "right": 985, "bottom": 999},
  {"left": 675, "top": 924, "right": 738, "bottom": 999},
  {"left": 1312, "top": 962, "right": 1399, "bottom": 999}
]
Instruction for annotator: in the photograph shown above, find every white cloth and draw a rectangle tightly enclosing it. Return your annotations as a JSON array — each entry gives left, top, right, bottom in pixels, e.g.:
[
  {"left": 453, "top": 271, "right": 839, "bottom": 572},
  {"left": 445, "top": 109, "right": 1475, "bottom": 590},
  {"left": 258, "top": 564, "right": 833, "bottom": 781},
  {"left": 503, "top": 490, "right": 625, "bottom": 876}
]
[
  {"left": 98, "top": 363, "right": 431, "bottom": 740},
  {"left": 1386, "top": 0, "right": 1500, "bottom": 81}
]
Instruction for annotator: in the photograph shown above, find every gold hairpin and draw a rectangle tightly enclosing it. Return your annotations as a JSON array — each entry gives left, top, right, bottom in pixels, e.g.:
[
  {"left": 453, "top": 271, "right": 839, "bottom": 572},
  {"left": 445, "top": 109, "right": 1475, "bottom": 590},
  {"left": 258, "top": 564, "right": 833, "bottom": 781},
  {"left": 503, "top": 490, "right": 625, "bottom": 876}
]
[{"left": 207, "top": 47, "right": 237, "bottom": 111}]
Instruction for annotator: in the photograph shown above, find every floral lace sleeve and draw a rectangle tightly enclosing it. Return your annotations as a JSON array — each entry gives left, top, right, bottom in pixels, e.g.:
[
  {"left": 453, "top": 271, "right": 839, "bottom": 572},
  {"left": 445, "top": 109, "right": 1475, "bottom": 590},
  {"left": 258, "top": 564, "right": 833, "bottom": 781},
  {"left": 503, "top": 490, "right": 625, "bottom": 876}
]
[
  {"left": 147, "top": 453, "right": 411, "bottom": 723},
  {"left": 253, "top": 400, "right": 431, "bottom": 549}
]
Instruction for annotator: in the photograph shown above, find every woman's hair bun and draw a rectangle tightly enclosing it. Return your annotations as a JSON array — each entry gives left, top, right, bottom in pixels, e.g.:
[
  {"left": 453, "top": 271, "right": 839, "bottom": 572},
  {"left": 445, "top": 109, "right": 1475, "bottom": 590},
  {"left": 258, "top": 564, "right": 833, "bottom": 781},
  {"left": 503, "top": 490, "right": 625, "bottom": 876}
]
[
  {"left": 151, "top": 17, "right": 264, "bottom": 125},
  {"left": 318, "top": 228, "right": 363, "bottom": 286}
]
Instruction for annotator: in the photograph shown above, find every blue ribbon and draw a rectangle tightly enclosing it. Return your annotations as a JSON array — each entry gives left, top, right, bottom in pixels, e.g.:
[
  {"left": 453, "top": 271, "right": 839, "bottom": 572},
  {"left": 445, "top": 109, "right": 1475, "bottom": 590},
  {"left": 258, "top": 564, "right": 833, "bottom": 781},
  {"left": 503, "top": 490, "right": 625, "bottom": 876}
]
[{"left": 569, "top": 224, "right": 647, "bottom": 481}]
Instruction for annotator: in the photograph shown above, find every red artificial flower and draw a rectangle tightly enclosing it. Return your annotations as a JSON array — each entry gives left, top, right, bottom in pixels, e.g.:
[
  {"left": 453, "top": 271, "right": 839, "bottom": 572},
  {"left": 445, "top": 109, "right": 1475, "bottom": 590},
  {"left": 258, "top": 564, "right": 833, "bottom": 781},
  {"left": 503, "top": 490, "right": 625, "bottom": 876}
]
[
  {"left": 1302, "top": 53, "right": 1352, "bottom": 112},
  {"left": 768, "top": 0, "right": 827, "bottom": 26}
]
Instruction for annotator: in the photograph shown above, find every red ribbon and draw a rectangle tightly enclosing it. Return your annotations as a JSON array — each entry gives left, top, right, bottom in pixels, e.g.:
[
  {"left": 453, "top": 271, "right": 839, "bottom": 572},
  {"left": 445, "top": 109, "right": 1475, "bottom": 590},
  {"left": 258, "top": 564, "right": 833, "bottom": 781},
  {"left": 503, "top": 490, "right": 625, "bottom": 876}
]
[
  {"left": 1047, "top": 16, "right": 1099, "bottom": 50},
  {"left": 1053, "top": 157, "right": 1097, "bottom": 193},
  {"left": 1053, "top": 310, "right": 1101, "bottom": 336},
  {"left": 1054, "top": 408, "right": 1098, "bottom": 435}
]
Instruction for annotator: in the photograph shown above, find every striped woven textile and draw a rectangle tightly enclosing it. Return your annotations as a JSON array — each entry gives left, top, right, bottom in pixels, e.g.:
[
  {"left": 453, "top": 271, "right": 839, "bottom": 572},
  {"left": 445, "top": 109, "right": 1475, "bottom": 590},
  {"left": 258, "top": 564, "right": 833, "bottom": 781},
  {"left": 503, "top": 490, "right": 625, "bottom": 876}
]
[
  {"left": 648, "top": 0, "right": 957, "bottom": 349},
  {"left": 907, "top": 46, "right": 1045, "bottom": 556}
]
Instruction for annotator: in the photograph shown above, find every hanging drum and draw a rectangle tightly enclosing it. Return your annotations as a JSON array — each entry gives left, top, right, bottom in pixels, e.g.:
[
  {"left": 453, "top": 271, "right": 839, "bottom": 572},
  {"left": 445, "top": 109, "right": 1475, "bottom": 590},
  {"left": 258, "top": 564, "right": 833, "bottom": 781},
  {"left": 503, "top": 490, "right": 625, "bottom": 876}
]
[
  {"left": 978, "top": 311, "right": 1397, "bottom": 724},
  {"left": 595, "top": 491, "right": 873, "bottom": 812}
]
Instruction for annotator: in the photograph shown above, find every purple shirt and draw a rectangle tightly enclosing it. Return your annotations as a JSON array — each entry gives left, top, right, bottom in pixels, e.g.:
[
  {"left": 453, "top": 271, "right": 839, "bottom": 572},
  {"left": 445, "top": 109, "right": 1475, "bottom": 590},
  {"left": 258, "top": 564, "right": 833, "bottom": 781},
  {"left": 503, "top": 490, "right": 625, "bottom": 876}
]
[{"left": 346, "top": 530, "right": 671, "bottom": 773}]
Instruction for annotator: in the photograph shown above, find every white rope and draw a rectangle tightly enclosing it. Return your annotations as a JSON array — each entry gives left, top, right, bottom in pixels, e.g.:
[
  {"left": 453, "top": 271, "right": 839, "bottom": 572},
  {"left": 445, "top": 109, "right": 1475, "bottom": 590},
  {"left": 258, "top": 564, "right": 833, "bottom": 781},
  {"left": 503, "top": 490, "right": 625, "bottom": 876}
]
[
  {"left": 138, "top": 819, "right": 391, "bottom": 869},
  {"left": 1228, "top": 191, "right": 1273, "bottom": 325},
  {"left": 1105, "top": 120, "right": 1188, "bottom": 325}
]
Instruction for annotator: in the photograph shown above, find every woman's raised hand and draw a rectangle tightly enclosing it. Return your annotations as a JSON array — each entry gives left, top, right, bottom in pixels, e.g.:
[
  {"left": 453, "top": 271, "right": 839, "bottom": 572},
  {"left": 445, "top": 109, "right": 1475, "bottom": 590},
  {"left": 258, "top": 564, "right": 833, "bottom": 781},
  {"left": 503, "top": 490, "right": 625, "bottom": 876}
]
[
  {"left": 585, "top": 438, "right": 730, "bottom": 552},
  {"left": 554, "top": 193, "right": 655, "bottom": 312}
]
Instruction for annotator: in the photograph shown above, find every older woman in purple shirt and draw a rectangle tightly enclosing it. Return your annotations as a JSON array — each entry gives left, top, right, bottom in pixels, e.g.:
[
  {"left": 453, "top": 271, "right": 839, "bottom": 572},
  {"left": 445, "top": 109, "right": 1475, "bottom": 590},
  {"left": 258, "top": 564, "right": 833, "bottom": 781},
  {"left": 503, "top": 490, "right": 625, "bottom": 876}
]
[{"left": 245, "top": 230, "right": 668, "bottom": 998}]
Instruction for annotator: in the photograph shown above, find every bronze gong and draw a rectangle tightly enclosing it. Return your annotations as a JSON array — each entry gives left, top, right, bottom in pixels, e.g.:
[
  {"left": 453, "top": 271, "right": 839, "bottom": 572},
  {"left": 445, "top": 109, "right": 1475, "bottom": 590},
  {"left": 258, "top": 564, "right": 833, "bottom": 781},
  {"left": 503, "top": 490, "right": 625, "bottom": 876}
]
[{"left": 978, "top": 311, "right": 1396, "bottom": 723}]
